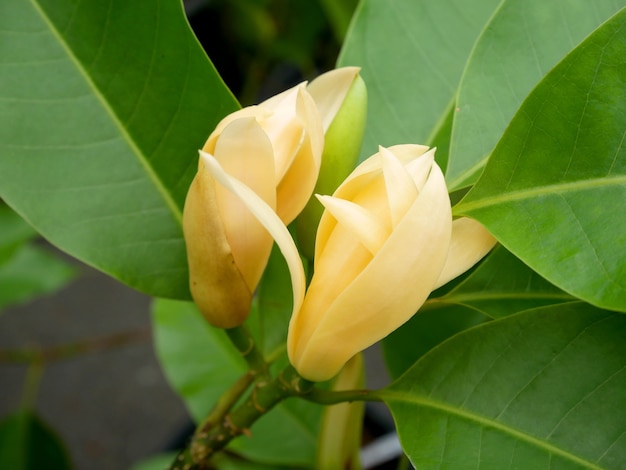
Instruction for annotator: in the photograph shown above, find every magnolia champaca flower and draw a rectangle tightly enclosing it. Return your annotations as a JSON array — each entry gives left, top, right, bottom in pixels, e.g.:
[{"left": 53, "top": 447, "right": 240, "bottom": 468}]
[
  {"left": 287, "top": 145, "right": 496, "bottom": 381},
  {"left": 183, "top": 68, "right": 359, "bottom": 328}
]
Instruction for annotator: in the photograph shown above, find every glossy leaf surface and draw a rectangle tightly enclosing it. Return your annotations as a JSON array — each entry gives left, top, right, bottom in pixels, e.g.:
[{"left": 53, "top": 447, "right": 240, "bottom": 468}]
[
  {"left": 0, "top": 0, "right": 238, "bottom": 299},
  {"left": 382, "top": 246, "right": 572, "bottom": 378},
  {"left": 447, "top": 0, "right": 624, "bottom": 189},
  {"left": 385, "top": 303, "right": 626, "bottom": 469},
  {"left": 434, "top": 245, "right": 574, "bottom": 319},
  {"left": 456, "top": 9, "right": 626, "bottom": 311},
  {"left": 247, "top": 244, "right": 295, "bottom": 358},
  {"left": 338, "top": 0, "right": 500, "bottom": 163}
]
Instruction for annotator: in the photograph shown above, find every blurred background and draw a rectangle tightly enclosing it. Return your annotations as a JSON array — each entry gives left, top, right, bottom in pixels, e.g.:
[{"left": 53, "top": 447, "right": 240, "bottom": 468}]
[{"left": 0, "top": 1, "right": 402, "bottom": 469}]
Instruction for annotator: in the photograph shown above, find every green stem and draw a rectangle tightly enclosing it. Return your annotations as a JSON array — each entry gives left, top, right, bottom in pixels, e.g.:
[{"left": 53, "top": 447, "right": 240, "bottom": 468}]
[
  {"left": 169, "top": 365, "right": 313, "bottom": 470},
  {"left": 224, "top": 325, "right": 268, "bottom": 374},
  {"left": 169, "top": 363, "right": 387, "bottom": 469},
  {"left": 199, "top": 371, "right": 256, "bottom": 432},
  {"left": 302, "top": 386, "right": 384, "bottom": 405}
]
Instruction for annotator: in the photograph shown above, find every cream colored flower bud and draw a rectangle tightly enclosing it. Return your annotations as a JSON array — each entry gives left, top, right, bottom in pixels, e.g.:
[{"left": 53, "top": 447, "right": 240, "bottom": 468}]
[
  {"left": 183, "top": 68, "right": 373, "bottom": 328},
  {"left": 183, "top": 84, "right": 323, "bottom": 328},
  {"left": 203, "top": 83, "right": 324, "bottom": 225},
  {"left": 287, "top": 145, "right": 496, "bottom": 381}
]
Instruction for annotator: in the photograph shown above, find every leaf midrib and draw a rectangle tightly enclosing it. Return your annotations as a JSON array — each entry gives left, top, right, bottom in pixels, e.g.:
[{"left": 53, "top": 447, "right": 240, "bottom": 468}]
[
  {"left": 30, "top": 0, "right": 183, "bottom": 225},
  {"left": 455, "top": 174, "right": 626, "bottom": 214},
  {"left": 382, "top": 390, "right": 603, "bottom": 469},
  {"left": 432, "top": 291, "right": 573, "bottom": 305}
]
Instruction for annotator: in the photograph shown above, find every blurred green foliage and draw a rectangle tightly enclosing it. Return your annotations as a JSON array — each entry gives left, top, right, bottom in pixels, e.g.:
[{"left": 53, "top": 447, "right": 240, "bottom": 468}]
[{"left": 189, "top": 0, "right": 358, "bottom": 104}]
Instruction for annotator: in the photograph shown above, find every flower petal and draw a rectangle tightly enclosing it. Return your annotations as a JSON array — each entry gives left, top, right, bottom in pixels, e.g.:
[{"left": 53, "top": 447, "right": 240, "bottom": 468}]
[
  {"left": 291, "top": 162, "right": 452, "bottom": 381},
  {"left": 307, "top": 67, "right": 361, "bottom": 132},
  {"left": 203, "top": 106, "right": 270, "bottom": 154},
  {"left": 200, "top": 151, "right": 306, "bottom": 324},
  {"left": 405, "top": 147, "right": 436, "bottom": 191},
  {"left": 380, "top": 146, "right": 419, "bottom": 227},
  {"left": 316, "top": 195, "right": 388, "bottom": 255},
  {"left": 211, "top": 117, "right": 276, "bottom": 291},
  {"left": 433, "top": 217, "right": 497, "bottom": 289},
  {"left": 183, "top": 161, "right": 252, "bottom": 328},
  {"left": 275, "top": 87, "right": 323, "bottom": 224}
]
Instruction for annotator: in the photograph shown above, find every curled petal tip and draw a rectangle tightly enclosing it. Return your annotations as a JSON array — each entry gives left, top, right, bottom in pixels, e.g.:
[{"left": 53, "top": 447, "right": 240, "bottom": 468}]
[{"left": 434, "top": 217, "right": 497, "bottom": 289}]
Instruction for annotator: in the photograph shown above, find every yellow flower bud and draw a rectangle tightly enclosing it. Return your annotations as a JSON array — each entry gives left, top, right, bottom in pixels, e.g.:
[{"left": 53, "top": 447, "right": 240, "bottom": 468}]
[
  {"left": 287, "top": 145, "right": 496, "bottom": 381},
  {"left": 203, "top": 83, "right": 324, "bottom": 225},
  {"left": 183, "top": 84, "right": 323, "bottom": 328}
]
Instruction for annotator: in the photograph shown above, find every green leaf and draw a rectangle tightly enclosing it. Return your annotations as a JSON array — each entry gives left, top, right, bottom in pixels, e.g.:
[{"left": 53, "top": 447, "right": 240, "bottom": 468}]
[
  {"left": 337, "top": 0, "right": 501, "bottom": 163},
  {"left": 447, "top": 0, "right": 624, "bottom": 190},
  {"left": 0, "top": 205, "right": 37, "bottom": 265},
  {"left": 152, "top": 299, "right": 245, "bottom": 420},
  {"left": 382, "top": 305, "right": 490, "bottom": 380},
  {"left": 385, "top": 303, "right": 626, "bottom": 469},
  {"left": 152, "top": 299, "right": 320, "bottom": 467},
  {"left": 0, "top": 243, "right": 76, "bottom": 313},
  {"left": 247, "top": 244, "right": 294, "bottom": 358},
  {"left": 382, "top": 245, "right": 573, "bottom": 378},
  {"left": 434, "top": 245, "right": 574, "bottom": 319},
  {"left": 455, "top": 9, "right": 626, "bottom": 311},
  {"left": 0, "top": 0, "right": 239, "bottom": 299},
  {"left": 0, "top": 411, "right": 71, "bottom": 470}
]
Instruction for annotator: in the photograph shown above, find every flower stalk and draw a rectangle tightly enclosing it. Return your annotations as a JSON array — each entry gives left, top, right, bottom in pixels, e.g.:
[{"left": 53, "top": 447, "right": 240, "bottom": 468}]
[
  {"left": 168, "top": 362, "right": 382, "bottom": 470},
  {"left": 223, "top": 325, "right": 268, "bottom": 374}
]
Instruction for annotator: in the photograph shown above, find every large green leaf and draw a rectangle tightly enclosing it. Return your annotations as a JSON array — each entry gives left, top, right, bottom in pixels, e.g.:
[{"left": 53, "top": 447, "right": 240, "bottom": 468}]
[
  {"left": 382, "top": 245, "right": 572, "bottom": 378},
  {"left": 152, "top": 299, "right": 321, "bottom": 467},
  {"left": 455, "top": 9, "right": 626, "bottom": 311},
  {"left": 384, "top": 303, "right": 626, "bottom": 469},
  {"left": 337, "top": 0, "right": 501, "bottom": 164},
  {"left": 0, "top": 0, "right": 238, "bottom": 299},
  {"left": 0, "top": 411, "right": 71, "bottom": 470},
  {"left": 382, "top": 305, "right": 490, "bottom": 380},
  {"left": 247, "top": 244, "right": 294, "bottom": 358},
  {"left": 434, "top": 245, "right": 574, "bottom": 319},
  {"left": 447, "top": 0, "right": 624, "bottom": 190}
]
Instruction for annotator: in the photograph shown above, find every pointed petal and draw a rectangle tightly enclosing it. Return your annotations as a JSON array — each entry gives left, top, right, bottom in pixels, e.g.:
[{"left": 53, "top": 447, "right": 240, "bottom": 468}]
[
  {"left": 317, "top": 195, "right": 388, "bottom": 255},
  {"left": 296, "top": 86, "right": 324, "bottom": 162},
  {"left": 260, "top": 81, "right": 304, "bottom": 111},
  {"left": 433, "top": 217, "right": 497, "bottom": 289},
  {"left": 275, "top": 87, "right": 324, "bottom": 224},
  {"left": 183, "top": 164, "right": 252, "bottom": 328},
  {"left": 203, "top": 106, "right": 269, "bottom": 154},
  {"left": 200, "top": 151, "right": 306, "bottom": 322},
  {"left": 380, "top": 146, "right": 419, "bottom": 227},
  {"left": 405, "top": 147, "right": 436, "bottom": 191},
  {"left": 293, "top": 163, "right": 452, "bottom": 381},
  {"left": 307, "top": 67, "right": 361, "bottom": 132},
  {"left": 211, "top": 117, "right": 276, "bottom": 291}
]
